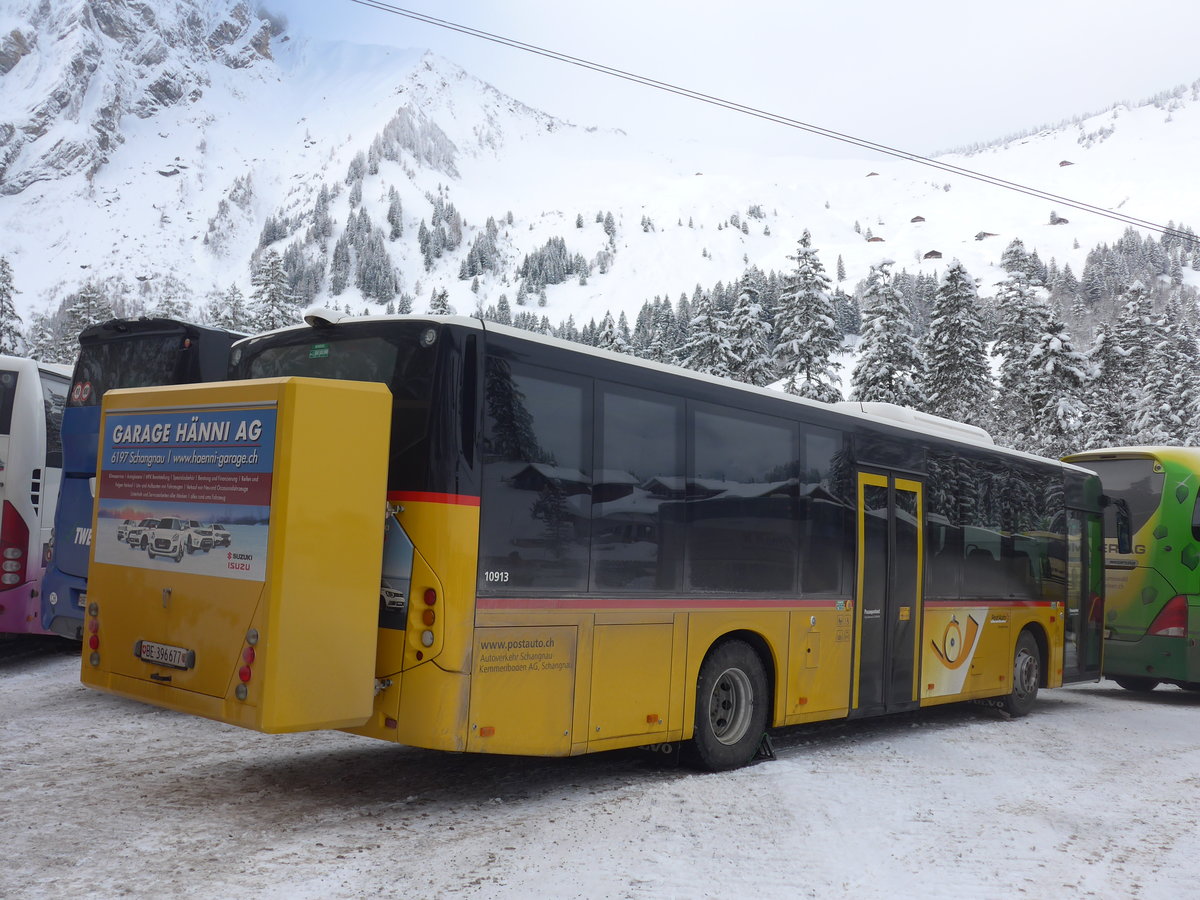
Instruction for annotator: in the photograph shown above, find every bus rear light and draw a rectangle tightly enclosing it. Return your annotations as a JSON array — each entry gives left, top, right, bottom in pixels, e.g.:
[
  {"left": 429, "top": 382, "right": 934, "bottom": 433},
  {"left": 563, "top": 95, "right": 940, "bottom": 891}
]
[
  {"left": 1148, "top": 596, "right": 1188, "bottom": 637},
  {"left": 0, "top": 501, "right": 29, "bottom": 587},
  {"left": 421, "top": 608, "right": 436, "bottom": 626},
  {"left": 420, "top": 630, "right": 434, "bottom": 647},
  {"left": 87, "top": 618, "right": 99, "bottom": 634},
  {"left": 238, "top": 665, "right": 252, "bottom": 683},
  {"left": 88, "top": 635, "right": 99, "bottom": 650},
  {"left": 423, "top": 588, "right": 436, "bottom": 606},
  {"left": 242, "top": 646, "right": 255, "bottom": 665}
]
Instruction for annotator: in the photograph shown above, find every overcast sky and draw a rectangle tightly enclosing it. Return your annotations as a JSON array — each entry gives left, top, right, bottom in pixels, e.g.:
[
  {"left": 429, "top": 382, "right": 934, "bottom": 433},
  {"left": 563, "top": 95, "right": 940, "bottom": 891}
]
[{"left": 271, "top": 1, "right": 1200, "bottom": 157}]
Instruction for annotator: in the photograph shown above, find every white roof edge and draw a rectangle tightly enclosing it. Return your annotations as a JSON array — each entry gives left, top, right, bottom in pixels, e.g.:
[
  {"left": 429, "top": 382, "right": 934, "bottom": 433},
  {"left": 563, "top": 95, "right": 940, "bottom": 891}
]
[{"left": 834, "top": 401, "right": 994, "bottom": 446}]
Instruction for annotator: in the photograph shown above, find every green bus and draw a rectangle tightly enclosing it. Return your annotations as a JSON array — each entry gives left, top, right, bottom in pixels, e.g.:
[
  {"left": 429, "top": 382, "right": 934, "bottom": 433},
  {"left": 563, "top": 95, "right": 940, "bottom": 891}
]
[{"left": 1063, "top": 447, "right": 1200, "bottom": 691}]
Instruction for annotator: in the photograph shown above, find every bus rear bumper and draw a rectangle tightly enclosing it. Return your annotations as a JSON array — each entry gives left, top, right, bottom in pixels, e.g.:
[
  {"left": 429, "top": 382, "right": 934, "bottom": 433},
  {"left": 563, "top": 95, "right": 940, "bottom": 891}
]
[
  {"left": 1103, "top": 634, "right": 1194, "bottom": 686},
  {"left": 0, "top": 580, "right": 55, "bottom": 636},
  {"left": 40, "top": 567, "right": 87, "bottom": 640}
]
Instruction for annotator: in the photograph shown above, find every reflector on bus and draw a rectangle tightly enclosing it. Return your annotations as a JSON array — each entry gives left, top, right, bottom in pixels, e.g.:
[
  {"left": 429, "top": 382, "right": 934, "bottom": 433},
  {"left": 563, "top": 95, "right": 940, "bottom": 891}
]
[{"left": 80, "top": 377, "right": 391, "bottom": 733}]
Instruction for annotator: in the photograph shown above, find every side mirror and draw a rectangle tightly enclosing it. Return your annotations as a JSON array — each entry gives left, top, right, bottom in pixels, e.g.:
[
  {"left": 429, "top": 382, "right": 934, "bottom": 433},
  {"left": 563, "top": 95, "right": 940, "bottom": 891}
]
[{"left": 1104, "top": 494, "right": 1132, "bottom": 556}]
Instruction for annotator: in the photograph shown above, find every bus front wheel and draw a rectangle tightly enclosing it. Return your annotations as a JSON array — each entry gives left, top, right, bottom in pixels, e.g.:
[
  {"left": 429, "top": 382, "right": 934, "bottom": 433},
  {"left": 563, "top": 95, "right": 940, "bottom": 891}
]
[
  {"left": 684, "top": 640, "right": 768, "bottom": 771},
  {"left": 999, "top": 631, "right": 1040, "bottom": 717}
]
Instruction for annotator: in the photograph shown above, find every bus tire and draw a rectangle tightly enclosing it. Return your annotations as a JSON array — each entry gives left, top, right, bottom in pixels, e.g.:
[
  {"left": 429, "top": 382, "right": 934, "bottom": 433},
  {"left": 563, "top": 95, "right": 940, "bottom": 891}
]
[
  {"left": 684, "top": 640, "right": 769, "bottom": 771},
  {"left": 1113, "top": 676, "right": 1159, "bottom": 693},
  {"left": 999, "top": 630, "right": 1040, "bottom": 717}
]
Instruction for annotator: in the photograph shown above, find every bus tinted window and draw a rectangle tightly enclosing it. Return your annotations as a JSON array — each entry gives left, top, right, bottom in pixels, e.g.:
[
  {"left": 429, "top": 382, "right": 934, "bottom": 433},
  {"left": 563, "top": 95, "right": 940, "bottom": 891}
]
[
  {"left": 927, "top": 451, "right": 1065, "bottom": 603},
  {"left": 1083, "top": 458, "right": 1165, "bottom": 540},
  {"left": 592, "top": 385, "right": 684, "bottom": 592},
  {"left": 800, "top": 427, "right": 849, "bottom": 594},
  {"left": 481, "top": 359, "right": 592, "bottom": 591},
  {"left": 688, "top": 405, "right": 799, "bottom": 593},
  {"left": 0, "top": 370, "right": 17, "bottom": 433},
  {"left": 239, "top": 330, "right": 435, "bottom": 476},
  {"left": 40, "top": 374, "right": 67, "bottom": 468},
  {"left": 70, "top": 336, "right": 193, "bottom": 406}
]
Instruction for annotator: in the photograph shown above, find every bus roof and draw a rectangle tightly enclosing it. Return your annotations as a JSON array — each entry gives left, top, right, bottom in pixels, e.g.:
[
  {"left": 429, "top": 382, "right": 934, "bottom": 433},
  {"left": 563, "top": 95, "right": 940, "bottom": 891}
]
[
  {"left": 239, "top": 309, "right": 1095, "bottom": 477},
  {"left": 78, "top": 317, "right": 243, "bottom": 344},
  {"left": 1065, "top": 446, "right": 1200, "bottom": 467},
  {"left": 0, "top": 354, "right": 71, "bottom": 380}
]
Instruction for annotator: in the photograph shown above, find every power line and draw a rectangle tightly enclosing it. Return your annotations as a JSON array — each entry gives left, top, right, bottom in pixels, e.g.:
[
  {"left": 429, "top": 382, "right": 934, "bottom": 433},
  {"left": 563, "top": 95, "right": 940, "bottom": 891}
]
[{"left": 346, "top": 0, "right": 1196, "bottom": 246}]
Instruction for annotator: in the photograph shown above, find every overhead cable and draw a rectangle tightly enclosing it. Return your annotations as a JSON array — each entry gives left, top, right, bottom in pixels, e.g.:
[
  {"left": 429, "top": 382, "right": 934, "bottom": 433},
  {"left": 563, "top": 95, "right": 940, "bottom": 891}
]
[{"left": 345, "top": 0, "right": 1196, "bottom": 246}]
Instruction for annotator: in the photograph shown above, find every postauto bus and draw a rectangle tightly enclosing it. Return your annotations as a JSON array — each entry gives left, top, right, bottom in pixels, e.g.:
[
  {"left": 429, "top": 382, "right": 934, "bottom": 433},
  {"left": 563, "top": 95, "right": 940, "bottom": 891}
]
[
  {"left": 41, "top": 318, "right": 237, "bottom": 639},
  {"left": 82, "top": 312, "right": 1104, "bottom": 770},
  {"left": 0, "top": 356, "right": 69, "bottom": 635}
]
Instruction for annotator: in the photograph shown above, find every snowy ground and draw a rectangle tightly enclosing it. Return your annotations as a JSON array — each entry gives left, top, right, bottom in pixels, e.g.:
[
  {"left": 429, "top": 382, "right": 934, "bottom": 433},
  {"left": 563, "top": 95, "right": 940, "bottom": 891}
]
[{"left": 3, "top": 636, "right": 1198, "bottom": 900}]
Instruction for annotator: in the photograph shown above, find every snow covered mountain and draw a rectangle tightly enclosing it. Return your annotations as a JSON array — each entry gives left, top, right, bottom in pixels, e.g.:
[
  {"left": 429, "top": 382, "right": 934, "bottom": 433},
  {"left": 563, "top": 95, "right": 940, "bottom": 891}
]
[{"left": 0, "top": 0, "right": 1197, "bottom": 335}]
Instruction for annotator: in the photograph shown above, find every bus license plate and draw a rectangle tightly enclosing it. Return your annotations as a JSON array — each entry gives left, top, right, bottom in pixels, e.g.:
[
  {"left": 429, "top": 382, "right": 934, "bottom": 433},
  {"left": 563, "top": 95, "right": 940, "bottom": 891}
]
[{"left": 136, "top": 640, "right": 195, "bottom": 670}]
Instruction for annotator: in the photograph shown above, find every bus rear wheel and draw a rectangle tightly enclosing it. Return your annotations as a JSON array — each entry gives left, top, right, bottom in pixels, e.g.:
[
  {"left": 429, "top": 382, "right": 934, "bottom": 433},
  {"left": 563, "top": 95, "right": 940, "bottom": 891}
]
[
  {"left": 999, "top": 631, "right": 1040, "bottom": 717},
  {"left": 684, "top": 640, "right": 768, "bottom": 771},
  {"left": 1113, "top": 676, "right": 1159, "bottom": 693}
]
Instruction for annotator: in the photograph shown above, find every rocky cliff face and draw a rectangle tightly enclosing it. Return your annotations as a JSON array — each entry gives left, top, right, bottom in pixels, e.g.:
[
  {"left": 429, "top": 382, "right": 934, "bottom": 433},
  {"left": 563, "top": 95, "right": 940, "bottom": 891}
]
[{"left": 0, "top": 0, "right": 281, "bottom": 195}]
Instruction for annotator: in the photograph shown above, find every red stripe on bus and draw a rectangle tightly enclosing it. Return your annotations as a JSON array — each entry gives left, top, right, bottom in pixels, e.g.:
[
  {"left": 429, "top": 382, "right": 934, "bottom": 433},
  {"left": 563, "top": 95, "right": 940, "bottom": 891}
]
[
  {"left": 924, "top": 599, "right": 1054, "bottom": 608},
  {"left": 386, "top": 491, "right": 480, "bottom": 506},
  {"left": 477, "top": 596, "right": 842, "bottom": 611}
]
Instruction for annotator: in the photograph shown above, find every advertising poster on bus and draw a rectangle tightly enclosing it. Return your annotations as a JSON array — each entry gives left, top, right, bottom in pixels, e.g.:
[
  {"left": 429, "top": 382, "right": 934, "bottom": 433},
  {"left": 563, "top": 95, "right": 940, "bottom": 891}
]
[{"left": 93, "top": 405, "right": 277, "bottom": 581}]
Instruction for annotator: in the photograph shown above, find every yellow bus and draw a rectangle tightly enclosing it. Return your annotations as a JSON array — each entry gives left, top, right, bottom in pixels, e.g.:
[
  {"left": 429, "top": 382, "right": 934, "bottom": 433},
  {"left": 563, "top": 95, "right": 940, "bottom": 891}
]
[{"left": 81, "top": 312, "right": 1104, "bottom": 770}]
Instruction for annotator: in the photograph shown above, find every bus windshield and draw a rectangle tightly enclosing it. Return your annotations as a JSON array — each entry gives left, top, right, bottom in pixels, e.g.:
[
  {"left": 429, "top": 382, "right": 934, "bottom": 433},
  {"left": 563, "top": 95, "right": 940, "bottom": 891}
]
[
  {"left": 232, "top": 324, "right": 440, "bottom": 475},
  {"left": 70, "top": 334, "right": 196, "bottom": 406}
]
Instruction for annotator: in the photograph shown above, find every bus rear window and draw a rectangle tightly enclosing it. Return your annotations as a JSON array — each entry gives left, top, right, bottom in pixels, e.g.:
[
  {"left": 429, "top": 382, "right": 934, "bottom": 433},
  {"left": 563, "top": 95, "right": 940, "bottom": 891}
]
[
  {"left": 1085, "top": 459, "right": 1165, "bottom": 540},
  {"left": 234, "top": 329, "right": 437, "bottom": 468},
  {"left": 70, "top": 335, "right": 193, "bottom": 406},
  {"left": 0, "top": 370, "right": 17, "bottom": 434},
  {"left": 242, "top": 336, "right": 402, "bottom": 385}
]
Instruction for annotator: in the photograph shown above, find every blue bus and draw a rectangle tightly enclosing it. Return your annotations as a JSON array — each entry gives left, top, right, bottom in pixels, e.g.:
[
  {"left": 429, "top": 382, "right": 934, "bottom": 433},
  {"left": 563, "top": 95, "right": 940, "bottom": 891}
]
[{"left": 41, "top": 318, "right": 238, "bottom": 639}]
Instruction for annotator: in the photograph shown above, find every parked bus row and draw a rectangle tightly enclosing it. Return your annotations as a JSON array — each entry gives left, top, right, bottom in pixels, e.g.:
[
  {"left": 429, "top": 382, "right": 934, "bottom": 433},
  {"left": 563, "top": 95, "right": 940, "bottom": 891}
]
[{"left": 5, "top": 310, "right": 1197, "bottom": 770}]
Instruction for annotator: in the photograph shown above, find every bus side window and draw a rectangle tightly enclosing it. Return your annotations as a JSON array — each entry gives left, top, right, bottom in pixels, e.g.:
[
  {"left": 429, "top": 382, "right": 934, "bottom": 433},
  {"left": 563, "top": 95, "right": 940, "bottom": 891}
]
[
  {"left": 479, "top": 358, "right": 592, "bottom": 593},
  {"left": 687, "top": 404, "right": 799, "bottom": 593},
  {"left": 41, "top": 375, "right": 68, "bottom": 469},
  {"left": 591, "top": 385, "right": 684, "bottom": 593}
]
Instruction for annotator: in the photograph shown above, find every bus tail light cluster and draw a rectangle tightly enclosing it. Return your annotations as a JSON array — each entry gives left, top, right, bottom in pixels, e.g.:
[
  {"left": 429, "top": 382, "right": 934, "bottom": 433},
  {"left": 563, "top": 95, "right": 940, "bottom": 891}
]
[
  {"left": 86, "top": 601, "right": 100, "bottom": 666},
  {"left": 236, "top": 629, "right": 259, "bottom": 700},
  {"left": 414, "top": 587, "right": 437, "bottom": 660},
  {"left": 0, "top": 501, "right": 28, "bottom": 587},
  {"left": 1148, "top": 596, "right": 1188, "bottom": 638}
]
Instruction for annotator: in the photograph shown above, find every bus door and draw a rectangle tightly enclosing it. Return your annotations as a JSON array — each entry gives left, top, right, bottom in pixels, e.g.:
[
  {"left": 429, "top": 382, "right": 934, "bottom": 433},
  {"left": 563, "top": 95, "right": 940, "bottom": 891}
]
[
  {"left": 1063, "top": 509, "right": 1104, "bottom": 682},
  {"left": 853, "top": 472, "right": 924, "bottom": 716}
]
